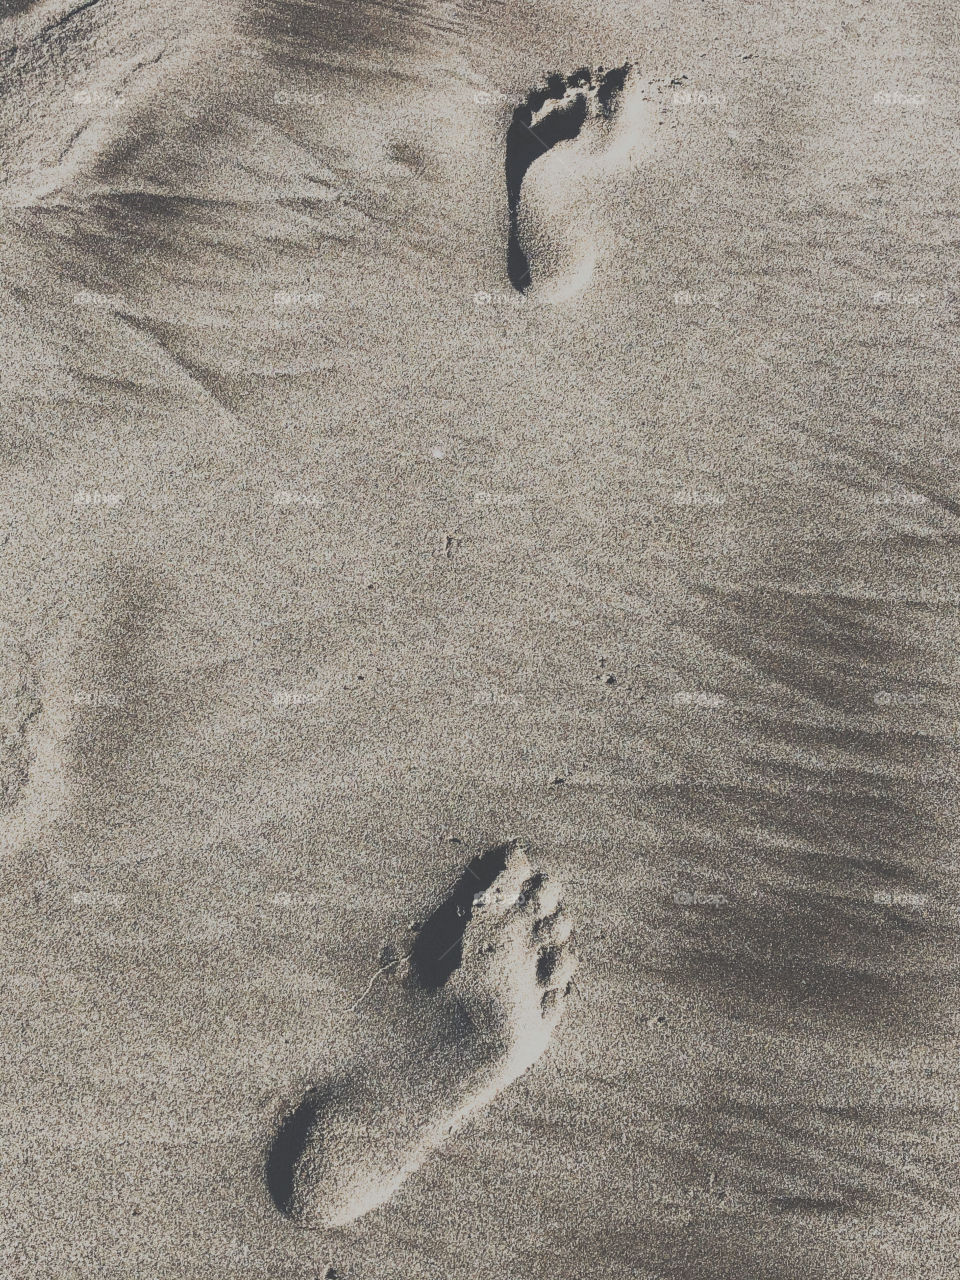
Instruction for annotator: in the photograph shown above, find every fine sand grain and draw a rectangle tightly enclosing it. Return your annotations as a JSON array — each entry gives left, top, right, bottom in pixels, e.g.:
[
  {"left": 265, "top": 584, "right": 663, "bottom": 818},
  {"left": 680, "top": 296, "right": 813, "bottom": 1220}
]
[{"left": 2, "top": 1, "right": 960, "bottom": 1278}]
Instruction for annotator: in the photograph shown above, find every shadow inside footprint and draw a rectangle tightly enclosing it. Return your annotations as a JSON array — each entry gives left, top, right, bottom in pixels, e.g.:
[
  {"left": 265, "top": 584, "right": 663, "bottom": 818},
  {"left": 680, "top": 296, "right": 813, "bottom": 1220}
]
[
  {"left": 267, "top": 847, "right": 520, "bottom": 1214},
  {"left": 266, "top": 1089, "right": 326, "bottom": 1216},
  {"left": 265, "top": 840, "right": 573, "bottom": 1228},
  {"left": 409, "top": 842, "right": 515, "bottom": 989},
  {"left": 505, "top": 64, "right": 632, "bottom": 292}
]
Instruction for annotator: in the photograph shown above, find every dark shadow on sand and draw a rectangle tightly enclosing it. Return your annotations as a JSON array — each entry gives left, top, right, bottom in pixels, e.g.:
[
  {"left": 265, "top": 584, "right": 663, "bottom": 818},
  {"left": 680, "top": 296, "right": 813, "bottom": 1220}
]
[
  {"left": 266, "top": 1089, "right": 326, "bottom": 1217},
  {"left": 409, "top": 841, "right": 516, "bottom": 989}
]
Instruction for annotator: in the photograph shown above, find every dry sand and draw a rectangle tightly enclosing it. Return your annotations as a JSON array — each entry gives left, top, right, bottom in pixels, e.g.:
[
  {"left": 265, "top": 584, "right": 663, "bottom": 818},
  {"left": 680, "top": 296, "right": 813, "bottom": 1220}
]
[{"left": 1, "top": 0, "right": 960, "bottom": 1277}]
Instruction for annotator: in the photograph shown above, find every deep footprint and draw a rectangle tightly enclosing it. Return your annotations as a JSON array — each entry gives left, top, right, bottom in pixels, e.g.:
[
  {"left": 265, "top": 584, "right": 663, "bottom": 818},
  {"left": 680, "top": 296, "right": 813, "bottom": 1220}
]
[
  {"left": 266, "top": 840, "right": 577, "bottom": 1228},
  {"left": 506, "top": 64, "right": 632, "bottom": 292}
]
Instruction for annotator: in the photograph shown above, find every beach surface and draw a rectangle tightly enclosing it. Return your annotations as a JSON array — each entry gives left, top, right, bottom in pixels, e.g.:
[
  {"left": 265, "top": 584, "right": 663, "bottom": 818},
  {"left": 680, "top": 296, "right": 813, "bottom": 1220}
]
[{"left": 1, "top": 1, "right": 959, "bottom": 1277}]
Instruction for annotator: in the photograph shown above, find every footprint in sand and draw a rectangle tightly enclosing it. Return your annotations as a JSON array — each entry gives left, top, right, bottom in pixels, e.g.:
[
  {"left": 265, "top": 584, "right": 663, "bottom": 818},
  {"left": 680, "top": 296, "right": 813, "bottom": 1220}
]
[
  {"left": 506, "top": 63, "right": 654, "bottom": 302},
  {"left": 266, "top": 840, "right": 577, "bottom": 1228}
]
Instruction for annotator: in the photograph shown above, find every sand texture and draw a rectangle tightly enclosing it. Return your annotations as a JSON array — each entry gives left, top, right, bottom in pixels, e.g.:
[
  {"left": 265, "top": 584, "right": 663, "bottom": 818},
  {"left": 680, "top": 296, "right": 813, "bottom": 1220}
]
[{"left": 1, "top": 1, "right": 960, "bottom": 1277}]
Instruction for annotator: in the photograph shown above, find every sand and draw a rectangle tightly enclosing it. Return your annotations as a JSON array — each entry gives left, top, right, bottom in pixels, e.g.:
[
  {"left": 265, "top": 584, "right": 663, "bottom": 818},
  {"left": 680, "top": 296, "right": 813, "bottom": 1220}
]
[{"left": 1, "top": 0, "right": 959, "bottom": 1277}]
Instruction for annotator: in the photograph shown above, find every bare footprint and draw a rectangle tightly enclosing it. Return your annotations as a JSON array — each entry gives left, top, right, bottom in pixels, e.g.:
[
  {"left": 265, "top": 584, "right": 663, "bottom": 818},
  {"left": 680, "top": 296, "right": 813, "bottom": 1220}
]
[
  {"left": 266, "top": 841, "right": 577, "bottom": 1228},
  {"left": 506, "top": 64, "right": 655, "bottom": 302}
]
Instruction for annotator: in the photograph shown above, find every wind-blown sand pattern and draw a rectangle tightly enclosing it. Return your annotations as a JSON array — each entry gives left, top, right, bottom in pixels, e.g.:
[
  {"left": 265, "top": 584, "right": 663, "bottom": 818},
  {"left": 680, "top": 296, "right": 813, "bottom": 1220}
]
[{"left": 2, "top": 0, "right": 960, "bottom": 1278}]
